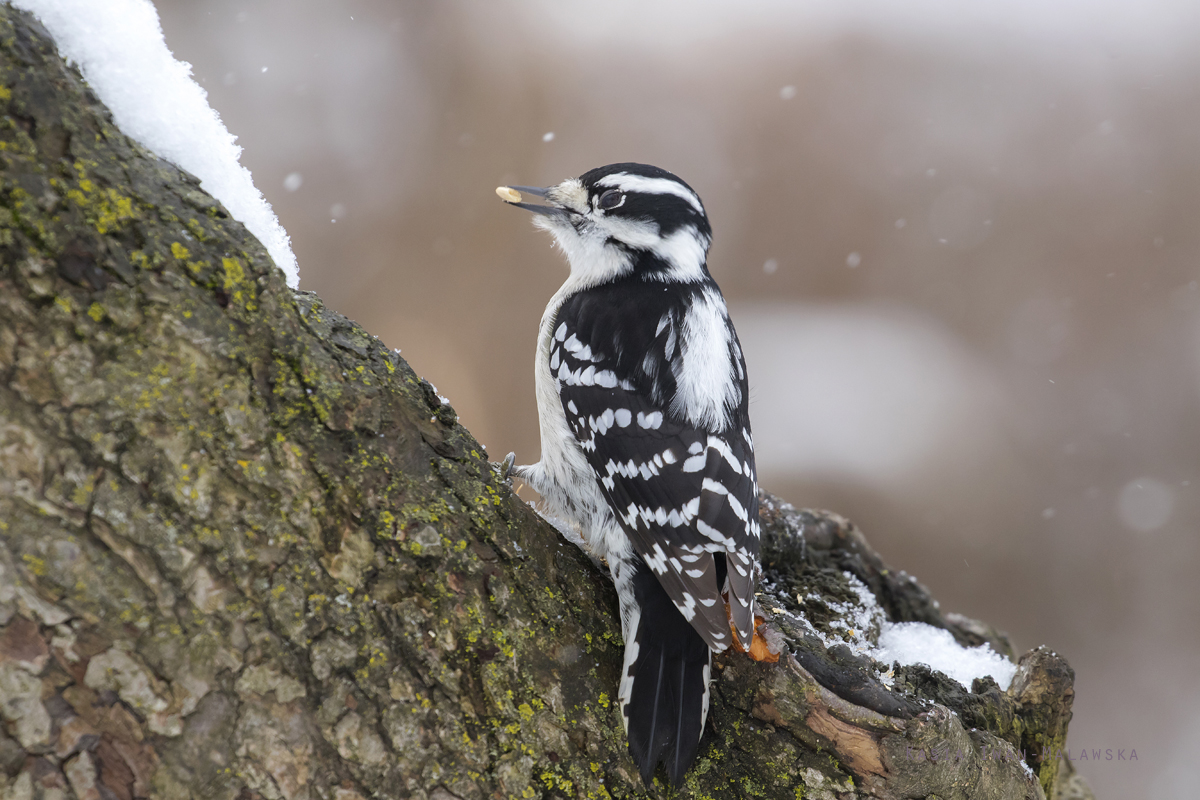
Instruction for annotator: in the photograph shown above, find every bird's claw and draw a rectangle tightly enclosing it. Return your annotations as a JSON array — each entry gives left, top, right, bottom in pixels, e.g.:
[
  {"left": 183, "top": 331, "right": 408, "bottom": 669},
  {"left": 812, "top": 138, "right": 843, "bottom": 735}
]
[{"left": 499, "top": 452, "right": 517, "bottom": 482}]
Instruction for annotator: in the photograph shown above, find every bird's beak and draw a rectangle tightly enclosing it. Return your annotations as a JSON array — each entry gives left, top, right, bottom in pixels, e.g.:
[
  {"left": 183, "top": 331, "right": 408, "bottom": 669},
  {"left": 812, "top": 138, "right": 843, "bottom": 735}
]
[{"left": 496, "top": 184, "right": 567, "bottom": 218}]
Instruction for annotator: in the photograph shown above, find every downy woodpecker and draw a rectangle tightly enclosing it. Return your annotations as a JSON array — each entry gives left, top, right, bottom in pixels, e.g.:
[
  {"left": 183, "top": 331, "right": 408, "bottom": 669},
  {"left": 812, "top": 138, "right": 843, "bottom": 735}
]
[{"left": 499, "top": 163, "right": 760, "bottom": 786}]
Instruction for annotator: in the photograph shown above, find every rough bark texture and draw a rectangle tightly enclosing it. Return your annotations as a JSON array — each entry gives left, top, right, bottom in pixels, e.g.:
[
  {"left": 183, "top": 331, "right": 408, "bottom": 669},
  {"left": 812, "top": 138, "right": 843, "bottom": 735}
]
[{"left": 0, "top": 7, "right": 1095, "bottom": 800}]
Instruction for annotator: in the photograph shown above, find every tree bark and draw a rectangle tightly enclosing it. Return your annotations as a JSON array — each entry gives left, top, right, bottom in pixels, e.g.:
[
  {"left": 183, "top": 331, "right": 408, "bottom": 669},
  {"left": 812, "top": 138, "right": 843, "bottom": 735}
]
[{"left": 0, "top": 7, "right": 1092, "bottom": 800}]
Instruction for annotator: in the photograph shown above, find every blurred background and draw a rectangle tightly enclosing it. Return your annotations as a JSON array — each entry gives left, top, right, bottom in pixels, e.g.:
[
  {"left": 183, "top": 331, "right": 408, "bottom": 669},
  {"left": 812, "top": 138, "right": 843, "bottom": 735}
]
[{"left": 155, "top": 1, "right": 1200, "bottom": 795}]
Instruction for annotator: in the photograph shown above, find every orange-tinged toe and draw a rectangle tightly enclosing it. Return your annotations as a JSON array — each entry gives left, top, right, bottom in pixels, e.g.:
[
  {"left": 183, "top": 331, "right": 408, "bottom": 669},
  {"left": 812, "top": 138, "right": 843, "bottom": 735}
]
[
  {"left": 747, "top": 624, "right": 779, "bottom": 663},
  {"left": 727, "top": 610, "right": 780, "bottom": 663}
]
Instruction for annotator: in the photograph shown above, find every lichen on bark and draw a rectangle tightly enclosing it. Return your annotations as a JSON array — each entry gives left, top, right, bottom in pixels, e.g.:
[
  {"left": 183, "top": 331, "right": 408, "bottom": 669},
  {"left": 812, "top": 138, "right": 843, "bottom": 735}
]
[{"left": 0, "top": 6, "right": 1092, "bottom": 800}]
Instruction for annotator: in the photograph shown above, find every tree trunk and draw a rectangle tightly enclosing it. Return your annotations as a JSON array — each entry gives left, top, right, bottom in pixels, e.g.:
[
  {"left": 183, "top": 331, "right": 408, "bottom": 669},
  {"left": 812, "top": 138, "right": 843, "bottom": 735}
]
[{"left": 0, "top": 7, "right": 1092, "bottom": 800}]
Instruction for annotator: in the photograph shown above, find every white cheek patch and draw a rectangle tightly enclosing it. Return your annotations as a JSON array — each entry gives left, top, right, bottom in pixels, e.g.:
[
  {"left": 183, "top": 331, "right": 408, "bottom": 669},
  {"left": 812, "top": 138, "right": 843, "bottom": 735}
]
[{"left": 601, "top": 215, "right": 663, "bottom": 250}]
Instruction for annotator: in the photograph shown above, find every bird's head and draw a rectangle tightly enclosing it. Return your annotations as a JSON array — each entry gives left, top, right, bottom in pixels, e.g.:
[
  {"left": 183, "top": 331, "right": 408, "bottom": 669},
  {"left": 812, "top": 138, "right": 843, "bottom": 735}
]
[{"left": 498, "top": 162, "right": 713, "bottom": 288}]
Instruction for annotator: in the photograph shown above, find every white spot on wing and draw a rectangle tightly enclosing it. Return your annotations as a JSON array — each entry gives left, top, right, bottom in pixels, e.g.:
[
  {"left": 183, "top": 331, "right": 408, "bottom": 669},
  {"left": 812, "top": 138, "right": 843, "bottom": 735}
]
[
  {"left": 696, "top": 519, "right": 731, "bottom": 544},
  {"left": 707, "top": 435, "right": 742, "bottom": 472},
  {"left": 636, "top": 411, "right": 663, "bottom": 429},
  {"left": 726, "top": 492, "right": 747, "bottom": 522},
  {"left": 675, "top": 591, "right": 697, "bottom": 621},
  {"left": 645, "top": 543, "right": 669, "bottom": 574}
]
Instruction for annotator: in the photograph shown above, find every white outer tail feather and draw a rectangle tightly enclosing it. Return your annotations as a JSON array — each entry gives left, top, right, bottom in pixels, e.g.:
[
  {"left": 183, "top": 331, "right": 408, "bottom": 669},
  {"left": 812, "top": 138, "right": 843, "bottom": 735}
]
[
  {"left": 618, "top": 604, "right": 641, "bottom": 734},
  {"left": 617, "top": 604, "right": 715, "bottom": 737}
]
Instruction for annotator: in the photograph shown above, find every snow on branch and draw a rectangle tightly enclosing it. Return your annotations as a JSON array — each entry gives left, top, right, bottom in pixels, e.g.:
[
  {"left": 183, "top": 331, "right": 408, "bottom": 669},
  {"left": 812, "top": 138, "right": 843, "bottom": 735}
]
[{"left": 13, "top": 0, "right": 299, "bottom": 287}]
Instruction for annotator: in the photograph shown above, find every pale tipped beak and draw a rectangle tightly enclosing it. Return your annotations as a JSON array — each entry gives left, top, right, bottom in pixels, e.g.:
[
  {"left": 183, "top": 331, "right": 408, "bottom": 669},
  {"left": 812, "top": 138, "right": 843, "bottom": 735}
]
[
  {"left": 495, "top": 184, "right": 567, "bottom": 218},
  {"left": 507, "top": 185, "right": 549, "bottom": 198}
]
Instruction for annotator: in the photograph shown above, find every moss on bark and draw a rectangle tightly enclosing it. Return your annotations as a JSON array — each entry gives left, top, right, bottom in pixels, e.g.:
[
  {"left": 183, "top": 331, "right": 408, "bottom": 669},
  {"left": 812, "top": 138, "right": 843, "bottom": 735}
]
[{"left": 0, "top": 6, "right": 1092, "bottom": 800}]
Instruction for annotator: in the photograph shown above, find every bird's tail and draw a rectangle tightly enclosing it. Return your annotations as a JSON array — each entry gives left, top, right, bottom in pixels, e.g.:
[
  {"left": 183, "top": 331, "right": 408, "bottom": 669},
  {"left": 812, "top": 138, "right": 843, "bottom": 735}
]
[{"left": 618, "top": 560, "right": 712, "bottom": 787}]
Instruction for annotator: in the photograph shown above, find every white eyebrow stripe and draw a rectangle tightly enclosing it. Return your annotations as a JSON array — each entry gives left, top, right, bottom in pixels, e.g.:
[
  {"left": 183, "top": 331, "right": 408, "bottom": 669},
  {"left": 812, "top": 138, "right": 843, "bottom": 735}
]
[{"left": 595, "top": 173, "right": 704, "bottom": 215}]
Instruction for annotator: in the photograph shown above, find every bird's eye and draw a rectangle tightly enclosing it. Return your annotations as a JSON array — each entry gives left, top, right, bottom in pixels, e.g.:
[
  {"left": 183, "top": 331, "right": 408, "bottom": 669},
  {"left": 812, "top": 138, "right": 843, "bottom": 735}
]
[{"left": 598, "top": 190, "right": 624, "bottom": 210}]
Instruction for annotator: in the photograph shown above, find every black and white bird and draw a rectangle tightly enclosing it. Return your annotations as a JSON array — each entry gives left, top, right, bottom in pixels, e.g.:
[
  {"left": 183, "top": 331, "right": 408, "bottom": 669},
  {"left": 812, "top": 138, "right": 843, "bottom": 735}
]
[{"left": 498, "top": 163, "right": 761, "bottom": 786}]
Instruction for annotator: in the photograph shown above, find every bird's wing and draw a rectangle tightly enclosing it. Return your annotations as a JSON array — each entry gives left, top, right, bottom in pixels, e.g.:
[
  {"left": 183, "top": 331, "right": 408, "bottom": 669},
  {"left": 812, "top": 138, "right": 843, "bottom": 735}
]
[{"left": 551, "top": 289, "right": 759, "bottom": 651}]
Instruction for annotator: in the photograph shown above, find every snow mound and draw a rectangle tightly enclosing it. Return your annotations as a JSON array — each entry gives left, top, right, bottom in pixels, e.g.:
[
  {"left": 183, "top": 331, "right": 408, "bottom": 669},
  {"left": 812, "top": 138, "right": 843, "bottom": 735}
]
[
  {"left": 875, "top": 621, "right": 1017, "bottom": 689},
  {"left": 791, "top": 571, "right": 886, "bottom": 657},
  {"left": 12, "top": 0, "right": 299, "bottom": 287}
]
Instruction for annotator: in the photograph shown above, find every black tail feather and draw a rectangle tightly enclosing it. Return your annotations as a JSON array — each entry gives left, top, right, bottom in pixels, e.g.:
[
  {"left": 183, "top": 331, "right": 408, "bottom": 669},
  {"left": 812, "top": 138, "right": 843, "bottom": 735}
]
[{"left": 624, "top": 559, "right": 711, "bottom": 787}]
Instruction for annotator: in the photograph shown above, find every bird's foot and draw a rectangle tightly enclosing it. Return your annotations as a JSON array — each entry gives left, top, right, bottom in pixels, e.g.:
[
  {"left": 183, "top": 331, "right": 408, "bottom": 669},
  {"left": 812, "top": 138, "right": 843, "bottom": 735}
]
[
  {"left": 729, "top": 612, "right": 780, "bottom": 663},
  {"left": 498, "top": 452, "right": 517, "bottom": 482}
]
